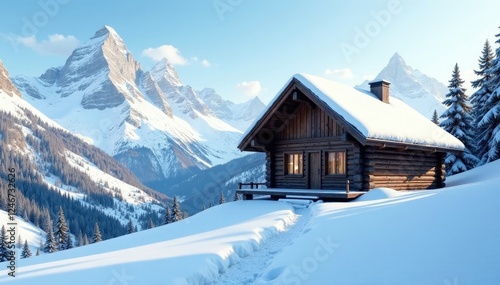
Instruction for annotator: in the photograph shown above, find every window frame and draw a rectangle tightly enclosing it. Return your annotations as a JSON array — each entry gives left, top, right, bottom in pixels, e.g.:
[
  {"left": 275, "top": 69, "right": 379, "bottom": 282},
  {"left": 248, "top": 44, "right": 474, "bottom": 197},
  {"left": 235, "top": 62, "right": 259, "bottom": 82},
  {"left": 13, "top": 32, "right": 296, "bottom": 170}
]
[
  {"left": 284, "top": 152, "right": 304, "bottom": 176},
  {"left": 325, "top": 151, "right": 347, "bottom": 176}
]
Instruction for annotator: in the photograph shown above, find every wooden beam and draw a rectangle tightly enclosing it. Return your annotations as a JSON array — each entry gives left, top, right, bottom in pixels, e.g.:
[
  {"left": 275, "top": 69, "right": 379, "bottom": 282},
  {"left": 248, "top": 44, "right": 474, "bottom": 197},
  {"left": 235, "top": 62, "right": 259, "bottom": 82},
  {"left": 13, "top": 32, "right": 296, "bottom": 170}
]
[{"left": 292, "top": 91, "right": 314, "bottom": 108}]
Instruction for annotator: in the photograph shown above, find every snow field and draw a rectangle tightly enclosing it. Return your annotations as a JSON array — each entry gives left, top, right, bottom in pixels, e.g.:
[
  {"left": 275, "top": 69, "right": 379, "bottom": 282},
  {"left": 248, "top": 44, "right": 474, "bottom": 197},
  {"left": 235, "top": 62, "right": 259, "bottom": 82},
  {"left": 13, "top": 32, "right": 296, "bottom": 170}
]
[
  {"left": 2, "top": 161, "right": 500, "bottom": 284},
  {"left": 0, "top": 201, "right": 297, "bottom": 284}
]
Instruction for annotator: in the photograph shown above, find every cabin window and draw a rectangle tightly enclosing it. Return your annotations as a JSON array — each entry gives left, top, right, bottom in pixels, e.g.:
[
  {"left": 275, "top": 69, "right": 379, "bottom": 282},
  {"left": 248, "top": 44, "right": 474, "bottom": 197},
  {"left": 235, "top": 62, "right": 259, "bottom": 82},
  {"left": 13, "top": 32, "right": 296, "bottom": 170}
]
[
  {"left": 326, "top": 151, "right": 346, "bottom": 175},
  {"left": 285, "top": 153, "right": 303, "bottom": 175}
]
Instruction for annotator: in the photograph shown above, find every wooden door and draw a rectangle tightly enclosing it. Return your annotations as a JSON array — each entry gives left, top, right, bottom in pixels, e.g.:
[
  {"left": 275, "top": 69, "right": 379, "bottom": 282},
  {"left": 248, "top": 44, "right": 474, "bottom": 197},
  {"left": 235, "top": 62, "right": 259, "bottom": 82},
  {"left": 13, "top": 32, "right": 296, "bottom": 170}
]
[{"left": 309, "top": 152, "right": 321, "bottom": 189}]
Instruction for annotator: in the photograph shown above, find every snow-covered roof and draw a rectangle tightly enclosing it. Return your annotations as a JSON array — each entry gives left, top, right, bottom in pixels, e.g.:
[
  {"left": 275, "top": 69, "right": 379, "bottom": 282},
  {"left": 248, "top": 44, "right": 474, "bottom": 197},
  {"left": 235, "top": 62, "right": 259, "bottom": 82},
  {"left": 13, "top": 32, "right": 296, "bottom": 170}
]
[{"left": 240, "top": 73, "right": 464, "bottom": 151}]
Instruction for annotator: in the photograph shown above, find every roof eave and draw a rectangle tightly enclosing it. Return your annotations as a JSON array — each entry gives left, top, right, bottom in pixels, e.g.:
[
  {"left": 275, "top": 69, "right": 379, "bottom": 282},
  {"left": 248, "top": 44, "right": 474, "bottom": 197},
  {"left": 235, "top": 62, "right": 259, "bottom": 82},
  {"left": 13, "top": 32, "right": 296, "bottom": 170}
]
[{"left": 365, "top": 138, "right": 464, "bottom": 153}]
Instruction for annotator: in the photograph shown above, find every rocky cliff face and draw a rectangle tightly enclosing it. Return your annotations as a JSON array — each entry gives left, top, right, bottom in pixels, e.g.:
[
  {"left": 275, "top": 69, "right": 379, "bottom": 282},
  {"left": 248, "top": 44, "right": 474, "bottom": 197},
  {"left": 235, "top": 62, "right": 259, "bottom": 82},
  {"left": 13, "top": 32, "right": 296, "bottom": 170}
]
[{"left": 0, "top": 60, "right": 21, "bottom": 98}]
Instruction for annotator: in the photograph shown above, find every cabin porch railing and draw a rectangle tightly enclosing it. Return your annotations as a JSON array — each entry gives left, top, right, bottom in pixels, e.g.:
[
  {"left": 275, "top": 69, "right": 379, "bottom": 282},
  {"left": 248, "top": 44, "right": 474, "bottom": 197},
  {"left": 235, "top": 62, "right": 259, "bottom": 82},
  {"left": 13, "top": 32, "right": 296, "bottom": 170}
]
[{"left": 238, "top": 182, "right": 267, "bottom": 190}]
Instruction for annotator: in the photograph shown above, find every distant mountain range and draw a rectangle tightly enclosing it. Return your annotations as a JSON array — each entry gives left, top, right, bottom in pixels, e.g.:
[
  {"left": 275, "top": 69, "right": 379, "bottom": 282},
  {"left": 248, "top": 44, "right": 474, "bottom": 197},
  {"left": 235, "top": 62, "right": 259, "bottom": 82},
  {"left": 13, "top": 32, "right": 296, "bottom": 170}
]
[
  {"left": 356, "top": 52, "right": 447, "bottom": 119},
  {"left": 12, "top": 26, "right": 265, "bottom": 186}
]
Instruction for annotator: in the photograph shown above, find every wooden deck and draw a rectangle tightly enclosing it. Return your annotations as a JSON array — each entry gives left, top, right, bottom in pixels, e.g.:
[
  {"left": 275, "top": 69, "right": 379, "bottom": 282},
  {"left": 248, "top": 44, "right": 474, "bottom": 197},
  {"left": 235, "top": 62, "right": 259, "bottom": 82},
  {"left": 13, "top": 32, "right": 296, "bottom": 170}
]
[{"left": 236, "top": 188, "right": 365, "bottom": 202}]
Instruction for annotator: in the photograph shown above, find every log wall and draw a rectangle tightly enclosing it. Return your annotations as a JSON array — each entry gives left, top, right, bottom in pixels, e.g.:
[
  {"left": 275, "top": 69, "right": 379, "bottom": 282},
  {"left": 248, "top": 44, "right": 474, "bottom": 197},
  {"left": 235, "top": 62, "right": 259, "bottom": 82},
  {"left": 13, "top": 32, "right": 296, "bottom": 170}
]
[
  {"left": 362, "top": 146, "right": 445, "bottom": 190},
  {"left": 268, "top": 140, "right": 363, "bottom": 191}
]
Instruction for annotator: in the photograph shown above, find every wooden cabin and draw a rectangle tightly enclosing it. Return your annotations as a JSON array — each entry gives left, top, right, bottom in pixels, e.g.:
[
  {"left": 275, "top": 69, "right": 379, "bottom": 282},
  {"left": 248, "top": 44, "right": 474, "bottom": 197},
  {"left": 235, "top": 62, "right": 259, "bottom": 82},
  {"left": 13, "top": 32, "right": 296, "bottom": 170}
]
[{"left": 237, "top": 74, "right": 464, "bottom": 200}]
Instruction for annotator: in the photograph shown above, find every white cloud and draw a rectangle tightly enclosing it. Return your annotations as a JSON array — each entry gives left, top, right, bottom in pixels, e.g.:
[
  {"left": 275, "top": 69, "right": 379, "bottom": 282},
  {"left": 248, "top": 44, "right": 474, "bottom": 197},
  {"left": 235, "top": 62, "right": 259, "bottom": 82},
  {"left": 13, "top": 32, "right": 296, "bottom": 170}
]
[
  {"left": 324, "top": 68, "right": 354, "bottom": 79},
  {"left": 236, "top": 80, "right": 262, "bottom": 96},
  {"left": 201, "top": 59, "right": 211, "bottom": 68},
  {"left": 142, "top": 45, "right": 188, "bottom": 65},
  {"left": 14, "top": 34, "right": 80, "bottom": 56}
]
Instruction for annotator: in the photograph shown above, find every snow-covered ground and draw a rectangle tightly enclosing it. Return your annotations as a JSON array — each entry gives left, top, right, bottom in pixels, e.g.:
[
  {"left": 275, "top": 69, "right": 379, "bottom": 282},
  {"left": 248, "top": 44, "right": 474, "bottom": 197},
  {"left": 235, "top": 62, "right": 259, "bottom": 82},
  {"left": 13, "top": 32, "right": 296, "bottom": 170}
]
[
  {"left": 0, "top": 210, "right": 45, "bottom": 257},
  {"left": 2, "top": 160, "right": 499, "bottom": 284}
]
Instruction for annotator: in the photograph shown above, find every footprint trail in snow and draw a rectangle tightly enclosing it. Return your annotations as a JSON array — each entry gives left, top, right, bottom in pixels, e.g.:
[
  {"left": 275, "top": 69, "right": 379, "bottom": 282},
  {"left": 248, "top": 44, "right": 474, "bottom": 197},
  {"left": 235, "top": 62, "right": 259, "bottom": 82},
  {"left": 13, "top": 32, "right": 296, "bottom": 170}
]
[{"left": 215, "top": 200, "right": 314, "bottom": 285}]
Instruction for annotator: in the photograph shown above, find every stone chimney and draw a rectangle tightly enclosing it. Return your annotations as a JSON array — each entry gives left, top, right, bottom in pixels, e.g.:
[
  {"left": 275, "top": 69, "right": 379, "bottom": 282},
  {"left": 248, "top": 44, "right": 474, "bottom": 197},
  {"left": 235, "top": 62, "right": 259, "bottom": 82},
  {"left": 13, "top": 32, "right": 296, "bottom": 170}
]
[{"left": 369, "top": 80, "right": 391, "bottom": 103}]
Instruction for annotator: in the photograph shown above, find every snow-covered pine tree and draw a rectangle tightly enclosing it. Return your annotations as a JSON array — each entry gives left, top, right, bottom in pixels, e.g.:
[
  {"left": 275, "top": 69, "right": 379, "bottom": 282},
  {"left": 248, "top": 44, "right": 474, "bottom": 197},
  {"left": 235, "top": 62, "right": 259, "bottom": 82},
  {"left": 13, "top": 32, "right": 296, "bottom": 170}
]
[
  {"left": 439, "top": 64, "right": 478, "bottom": 174},
  {"left": 471, "top": 39, "right": 495, "bottom": 163},
  {"left": 148, "top": 218, "right": 155, "bottom": 229},
  {"left": 77, "top": 230, "right": 84, "bottom": 247},
  {"left": 83, "top": 234, "right": 90, "bottom": 246},
  {"left": 0, "top": 191, "right": 5, "bottom": 211},
  {"left": 478, "top": 28, "right": 500, "bottom": 163},
  {"left": 93, "top": 223, "right": 102, "bottom": 243},
  {"left": 172, "top": 196, "right": 183, "bottom": 222},
  {"left": 36, "top": 248, "right": 40, "bottom": 256},
  {"left": 219, "top": 191, "right": 226, "bottom": 204},
  {"left": 127, "top": 219, "right": 134, "bottom": 233},
  {"left": 163, "top": 207, "right": 172, "bottom": 225},
  {"left": 41, "top": 209, "right": 52, "bottom": 234},
  {"left": 65, "top": 224, "right": 73, "bottom": 250},
  {"left": 21, "top": 240, "right": 32, "bottom": 259},
  {"left": 432, "top": 110, "right": 439, "bottom": 124},
  {"left": 17, "top": 234, "right": 23, "bottom": 249},
  {"left": 44, "top": 228, "right": 57, "bottom": 253},
  {"left": 0, "top": 226, "right": 8, "bottom": 262},
  {"left": 54, "top": 206, "right": 69, "bottom": 250}
]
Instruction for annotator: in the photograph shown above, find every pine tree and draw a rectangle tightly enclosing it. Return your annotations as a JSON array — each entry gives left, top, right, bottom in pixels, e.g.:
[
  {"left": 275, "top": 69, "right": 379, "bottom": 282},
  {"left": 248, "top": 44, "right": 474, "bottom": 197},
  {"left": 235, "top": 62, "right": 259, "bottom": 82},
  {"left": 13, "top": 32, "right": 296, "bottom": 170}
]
[
  {"left": 439, "top": 64, "right": 478, "bottom": 174},
  {"left": 148, "top": 218, "right": 155, "bottom": 229},
  {"left": 21, "top": 240, "right": 32, "bottom": 259},
  {"left": 65, "top": 225, "right": 73, "bottom": 250},
  {"left": 36, "top": 248, "right": 40, "bottom": 256},
  {"left": 43, "top": 228, "right": 57, "bottom": 253},
  {"left": 172, "top": 196, "right": 183, "bottom": 222},
  {"left": 0, "top": 191, "right": 5, "bottom": 211},
  {"left": 163, "top": 207, "right": 172, "bottom": 225},
  {"left": 54, "top": 206, "right": 69, "bottom": 250},
  {"left": 77, "top": 230, "right": 84, "bottom": 247},
  {"left": 471, "top": 39, "right": 495, "bottom": 163},
  {"left": 17, "top": 234, "right": 23, "bottom": 249},
  {"left": 233, "top": 191, "right": 240, "bottom": 202},
  {"left": 127, "top": 219, "right": 134, "bottom": 233},
  {"left": 0, "top": 226, "right": 8, "bottom": 262},
  {"left": 92, "top": 223, "right": 102, "bottom": 243},
  {"left": 219, "top": 191, "right": 226, "bottom": 204},
  {"left": 41, "top": 209, "right": 52, "bottom": 234},
  {"left": 83, "top": 234, "right": 90, "bottom": 246},
  {"left": 478, "top": 28, "right": 500, "bottom": 164},
  {"left": 431, "top": 110, "right": 439, "bottom": 124}
]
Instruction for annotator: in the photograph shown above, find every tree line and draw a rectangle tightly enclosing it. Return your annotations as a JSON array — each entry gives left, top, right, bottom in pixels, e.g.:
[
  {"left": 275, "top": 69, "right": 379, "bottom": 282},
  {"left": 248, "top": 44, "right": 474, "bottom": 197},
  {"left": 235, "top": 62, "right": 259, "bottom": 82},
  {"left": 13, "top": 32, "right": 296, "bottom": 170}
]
[
  {"left": 436, "top": 26, "right": 500, "bottom": 175},
  {"left": 0, "top": 108, "right": 170, "bottom": 253}
]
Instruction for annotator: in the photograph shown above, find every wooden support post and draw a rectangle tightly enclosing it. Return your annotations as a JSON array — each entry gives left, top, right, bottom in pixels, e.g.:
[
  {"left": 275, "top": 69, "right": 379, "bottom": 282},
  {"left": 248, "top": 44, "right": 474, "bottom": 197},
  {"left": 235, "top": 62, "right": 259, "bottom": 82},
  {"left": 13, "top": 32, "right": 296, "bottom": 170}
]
[
  {"left": 346, "top": 179, "right": 350, "bottom": 193},
  {"left": 243, "top": 194, "right": 253, "bottom": 200}
]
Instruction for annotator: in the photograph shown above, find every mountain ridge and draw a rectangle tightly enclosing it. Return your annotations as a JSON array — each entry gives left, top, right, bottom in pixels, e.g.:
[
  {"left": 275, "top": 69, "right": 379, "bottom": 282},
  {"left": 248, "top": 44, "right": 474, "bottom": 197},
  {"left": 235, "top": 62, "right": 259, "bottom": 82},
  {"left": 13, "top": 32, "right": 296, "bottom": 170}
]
[{"left": 12, "top": 25, "right": 266, "bottom": 186}]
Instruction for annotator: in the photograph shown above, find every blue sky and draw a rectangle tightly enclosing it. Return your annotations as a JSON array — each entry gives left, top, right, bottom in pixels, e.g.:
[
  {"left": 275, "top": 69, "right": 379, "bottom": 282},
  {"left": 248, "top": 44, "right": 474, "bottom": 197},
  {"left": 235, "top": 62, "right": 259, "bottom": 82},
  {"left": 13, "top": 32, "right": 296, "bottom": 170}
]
[{"left": 1, "top": 0, "right": 499, "bottom": 104}]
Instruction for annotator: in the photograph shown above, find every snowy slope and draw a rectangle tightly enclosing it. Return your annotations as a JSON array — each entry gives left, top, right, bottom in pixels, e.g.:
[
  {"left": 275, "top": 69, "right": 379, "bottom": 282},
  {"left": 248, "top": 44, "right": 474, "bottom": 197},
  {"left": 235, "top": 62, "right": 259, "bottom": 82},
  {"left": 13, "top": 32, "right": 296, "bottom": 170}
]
[
  {"left": 0, "top": 210, "right": 45, "bottom": 257},
  {"left": 356, "top": 53, "right": 448, "bottom": 119},
  {"left": 12, "top": 26, "right": 263, "bottom": 185},
  {"left": 3, "top": 160, "right": 499, "bottom": 284},
  {"left": 1, "top": 61, "right": 165, "bottom": 229},
  {"left": 0, "top": 201, "right": 296, "bottom": 284}
]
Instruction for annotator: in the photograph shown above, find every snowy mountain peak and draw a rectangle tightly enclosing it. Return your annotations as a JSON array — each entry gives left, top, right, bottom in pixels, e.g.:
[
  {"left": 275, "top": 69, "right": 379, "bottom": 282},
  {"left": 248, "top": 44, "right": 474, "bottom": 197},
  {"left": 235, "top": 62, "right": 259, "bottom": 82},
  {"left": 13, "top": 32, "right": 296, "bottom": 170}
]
[
  {"left": 356, "top": 53, "right": 447, "bottom": 118},
  {"left": 0, "top": 60, "right": 21, "bottom": 97},
  {"left": 93, "top": 25, "right": 119, "bottom": 38},
  {"left": 387, "top": 52, "right": 410, "bottom": 70},
  {"left": 150, "top": 58, "right": 183, "bottom": 87}
]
